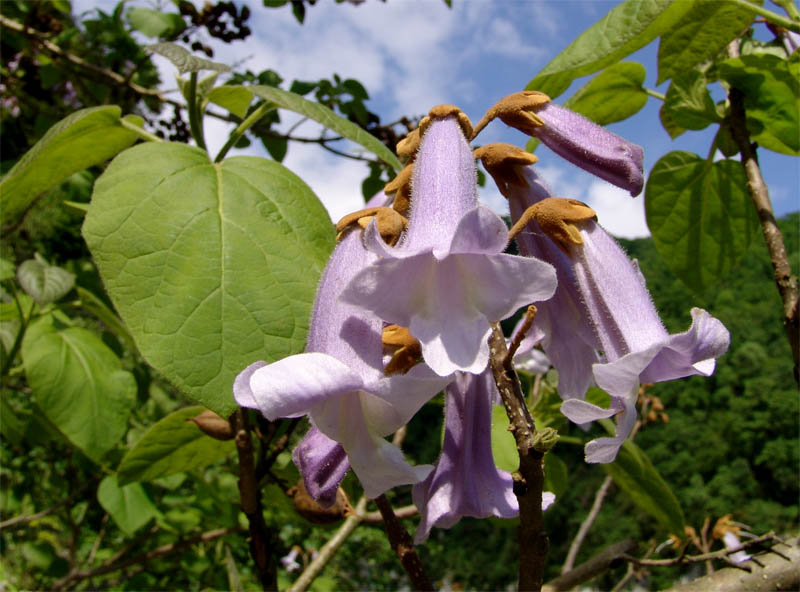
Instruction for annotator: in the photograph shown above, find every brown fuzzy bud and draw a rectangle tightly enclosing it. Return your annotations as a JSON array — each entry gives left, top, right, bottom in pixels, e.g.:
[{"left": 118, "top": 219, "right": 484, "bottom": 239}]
[
  {"left": 418, "top": 104, "right": 473, "bottom": 140},
  {"left": 189, "top": 410, "right": 234, "bottom": 441},
  {"left": 509, "top": 197, "right": 597, "bottom": 252},
  {"left": 288, "top": 479, "right": 352, "bottom": 524},
  {"left": 472, "top": 90, "right": 551, "bottom": 138},
  {"left": 474, "top": 143, "right": 538, "bottom": 196}
]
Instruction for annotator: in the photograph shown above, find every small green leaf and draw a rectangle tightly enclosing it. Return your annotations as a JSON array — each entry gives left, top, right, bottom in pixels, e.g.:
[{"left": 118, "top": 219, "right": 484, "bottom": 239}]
[
  {"left": 261, "top": 135, "right": 288, "bottom": 162},
  {"left": 645, "top": 151, "right": 758, "bottom": 292},
  {"left": 177, "top": 73, "right": 221, "bottom": 104},
  {"left": 0, "top": 258, "right": 14, "bottom": 281},
  {"left": 603, "top": 440, "right": 685, "bottom": 534},
  {"left": 16, "top": 254, "right": 75, "bottom": 306},
  {"left": 207, "top": 86, "right": 255, "bottom": 119},
  {"left": 250, "top": 85, "right": 403, "bottom": 171},
  {"left": 0, "top": 395, "right": 27, "bottom": 447},
  {"left": 83, "top": 142, "right": 334, "bottom": 415},
  {"left": 491, "top": 404, "right": 518, "bottom": 472},
  {"left": 564, "top": 62, "right": 648, "bottom": 125},
  {"left": 718, "top": 54, "right": 800, "bottom": 155},
  {"left": 147, "top": 42, "right": 231, "bottom": 74},
  {"left": 543, "top": 453, "right": 567, "bottom": 499},
  {"left": 0, "top": 106, "right": 141, "bottom": 223},
  {"left": 117, "top": 406, "right": 235, "bottom": 486},
  {"left": 526, "top": 0, "right": 694, "bottom": 98},
  {"left": 98, "top": 475, "right": 158, "bottom": 535},
  {"left": 127, "top": 7, "right": 186, "bottom": 38},
  {"left": 657, "top": 0, "right": 759, "bottom": 84},
  {"left": 660, "top": 69, "right": 722, "bottom": 132},
  {"left": 21, "top": 313, "right": 136, "bottom": 462}
]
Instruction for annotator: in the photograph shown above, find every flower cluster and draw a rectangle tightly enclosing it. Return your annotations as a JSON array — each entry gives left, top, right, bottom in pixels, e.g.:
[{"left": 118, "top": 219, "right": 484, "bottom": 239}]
[{"left": 234, "top": 93, "right": 729, "bottom": 540}]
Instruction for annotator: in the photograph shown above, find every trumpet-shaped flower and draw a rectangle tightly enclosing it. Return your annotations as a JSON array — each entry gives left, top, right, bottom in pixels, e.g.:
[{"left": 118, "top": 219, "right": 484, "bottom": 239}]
[
  {"left": 341, "top": 107, "right": 557, "bottom": 376},
  {"left": 478, "top": 145, "right": 729, "bottom": 462},
  {"left": 474, "top": 92, "right": 644, "bottom": 196},
  {"left": 234, "top": 225, "right": 449, "bottom": 499},
  {"left": 413, "top": 370, "right": 554, "bottom": 542}
]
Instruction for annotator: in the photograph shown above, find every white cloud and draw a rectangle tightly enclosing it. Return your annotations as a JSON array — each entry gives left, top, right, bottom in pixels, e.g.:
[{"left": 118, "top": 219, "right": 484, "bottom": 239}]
[{"left": 583, "top": 180, "right": 650, "bottom": 239}]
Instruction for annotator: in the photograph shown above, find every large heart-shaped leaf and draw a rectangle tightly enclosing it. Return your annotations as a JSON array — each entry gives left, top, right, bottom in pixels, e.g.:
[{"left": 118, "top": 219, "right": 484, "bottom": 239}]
[
  {"left": 82, "top": 142, "right": 334, "bottom": 415},
  {"left": 0, "top": 106, "right": 142, "bottom": 224},
  {"left": 525, "top": 0, "right": 693, "bottom": 98},
  {"left": 249, "top": 85, "right": 403, "bottom": 171},
  {"left": 21, "top": 313, "right": 136, "bottom": 462},
  {"left": 645, "top": 151, "right": 758, "bottom": 293},
  {"left": 117, "top": 406, "right": 235, "bottom": 486}
]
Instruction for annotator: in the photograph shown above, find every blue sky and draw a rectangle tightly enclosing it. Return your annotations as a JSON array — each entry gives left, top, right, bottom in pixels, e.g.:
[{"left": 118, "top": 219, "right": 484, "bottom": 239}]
[{"left": 74, "top": 0, "right": 799, "bottom": 237}]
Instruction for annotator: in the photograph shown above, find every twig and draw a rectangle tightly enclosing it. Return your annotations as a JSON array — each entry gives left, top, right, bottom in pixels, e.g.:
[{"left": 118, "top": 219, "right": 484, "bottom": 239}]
[
  {"left": 488, "top": 322, "right": 547, "bottom": 591},
  {"left": 372, "top": 494, "right": 434, "bottom": 591},
  {"left": 505, "top": 305, "right": 537, "bottom": 366},
  {"left": 360, "top": 504, "right": 418, "bottom": 524},
  {"left": 54, "top": 527, "right": 239, "bottom": 589},
  {"left": 287, "top": 497, "right": 368, "bottom": 592},
  {"left": 233, "top": 408, "right": 278, "bottom": 591},
  {"left": 562, "top": 475, "right": 614, "bottom": 573},
  {"left": 623, "top": 533, "right": 784, "bottom": 568},
  {"left": 726, "top": 40, "right": 799, "bottom": 383},
  {"left": 86, "top": 514, "right": 109, "bottom": 568},
  {"left": 543, "top": 538, "right": 637, "bottom": 592},
  {"left": 0, "top": 483, "right": 85, "bottom": 529}
]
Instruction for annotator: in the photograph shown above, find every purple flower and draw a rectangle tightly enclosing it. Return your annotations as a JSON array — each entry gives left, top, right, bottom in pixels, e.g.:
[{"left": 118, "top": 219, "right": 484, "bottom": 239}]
[
  {"left": 474, "top": 92, "right": 644, "bottom": 196},
  {"left": 413, "top": 370, "right": 555, "bottom": 542},
  {"left": 292, "top": 426, "right": 350, "bottom": 508},
  {"left": 341, "top": 107, "right": 557, "bottom": 376},
  {"left": 477, "top": 145, "right": 729, "bottom": 462},
  {"left": 235, "top": 224, "right": 449, "bottom": 498},
  {"left": 412, "top": 371, "right": 518, "bottom": 542}
]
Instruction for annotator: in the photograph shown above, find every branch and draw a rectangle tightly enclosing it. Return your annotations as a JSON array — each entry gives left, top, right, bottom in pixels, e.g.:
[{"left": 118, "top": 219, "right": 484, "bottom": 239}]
[
  {"left": 488, "top": 322, "right": 547, "bottom": 591},
  {"left": 562, "top": 475, "right": 614, "bottom": 573},
  {"left": 624, "top": 533, "right": 786, "bottom": 569},
  {"left": 287, "top": 497, "right": 368, "bottom": 592},
  {"left": 543, "top": 538, "right": 637, "bottom": 592},
  {"left": 373, "top": 494, "right": 434, "bottom": 591},
  {"left": 233, "top": 408, "right": 278, "bottom": 591},
  {"left": 726, "top": 40, "right": 799, "bottom": 382},
  {"left": 661, "top": 536, "right": 799, "bottom": 592},
  {"left": 360, "top": 504, "right": 418, "bottom": 524},
  {"left": 54, "top": 527, "right": 239, "bottom": 589}
]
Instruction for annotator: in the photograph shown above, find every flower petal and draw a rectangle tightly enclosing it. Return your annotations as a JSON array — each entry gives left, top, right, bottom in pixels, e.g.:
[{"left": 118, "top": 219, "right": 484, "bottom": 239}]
[
  {"left": 248, "top": 353, "right": 363, "bottom": 420},
  {"left": 445, "top": 205, "right": 509, "bottom": 256},
  {"left": 292, "top": 426, "right": 350, "bottom": 508},
  {"left": 233, "top": 360, "right": 267, "bottom": 409}
]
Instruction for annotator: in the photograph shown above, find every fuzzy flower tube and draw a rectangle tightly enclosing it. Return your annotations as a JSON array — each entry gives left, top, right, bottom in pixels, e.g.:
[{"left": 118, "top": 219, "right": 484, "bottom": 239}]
[
  {"left": 234, "top": 214, "right": 449, "bottom": 500},
  {"left": 413, "top": 369, "right": 555, "bottom": 543},
  {"left": 478, "top": 143, "right": 730, "bottom": 463},
  {"left": 341, "top": 106, "right": 558, "bottom": 377}
]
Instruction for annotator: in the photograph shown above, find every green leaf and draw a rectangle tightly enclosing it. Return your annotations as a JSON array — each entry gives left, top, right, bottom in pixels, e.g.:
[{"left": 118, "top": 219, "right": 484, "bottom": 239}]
[
  {"left": 82, "top": 142, "right": 334, "bottom": 416},
  {"left": 127, "top": 7, "right": 186, "bottom": 38},
  {"left": 526, "top": 0, "right": 694, "bottom": 98},
  {"left": 657, "top": 0, "right": 759, "bottom": 84},
  {"left": 0, "top": 258, "right": 14, "bottom": 281},
  {"left": 177, "top": 73, "right": 221, "bottom": 104},
  {"left": 603, "top": 440, "right": 685, "bottom": 534},
  {"left": 718, "top": 54, "right": 800, "bottom": 155},
  {"left": 16, "top": 254, "right": 75, "bottom": 306},
  {"left": 207, "top": 86, "right": 255, "bottom": 119},
  {"left": 543, "top": 453, "right": 567, "bottom": 499},
  {"left": 97, "top": 475, "right": 158, "bottom": 535},
  {"left": 645, "top": 151, "right": 758, "bottom": 292},
  {"left": 117, "top": 406, "right": 235, "bottom": 486},
  {"left": 491, "top": 404, "right": 518, "bottom": 472},
  {"left": 0, "top": 106, "right": 141, "bottom": 224},
  {"left": 564, "top": 62, "right": 648, "bottom": 125},
  {"left": 0, "top": 394, "right": 27, "bottom": 447},
  {"left": 75, "top": 286, "right": 138, "bottom": 354},
  {"left": 262, "top": 135, "right": 288, "bottom": 162},
  {"left": 250, "top": 85, "right": 403, "bottom": 171},
  {"left": 21, "top": 313, "right": 136, "bottom": 462},
  {"left": 660, "top": 69, "right": 722, "bottom": 134},
  {"left": 147, "top": 42, "right": 231, "bottom": 74}
]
